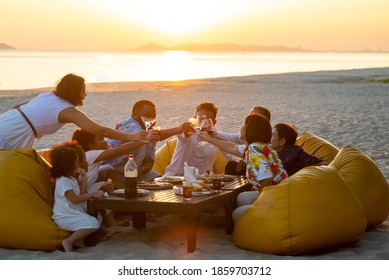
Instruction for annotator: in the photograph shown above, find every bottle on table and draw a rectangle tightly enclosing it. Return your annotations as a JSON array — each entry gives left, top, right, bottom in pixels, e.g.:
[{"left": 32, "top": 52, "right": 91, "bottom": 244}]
[{"left": 124, "top": 154, "right": 138, "bottom": 198}]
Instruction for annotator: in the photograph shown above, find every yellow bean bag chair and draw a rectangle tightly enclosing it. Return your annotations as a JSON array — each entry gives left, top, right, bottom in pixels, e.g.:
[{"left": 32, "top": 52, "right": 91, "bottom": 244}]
[
  {"left": 330, "top": 146, "right": 389, "bottom": 228},
  {"left": 296, "top": 131, "right": 339, "bottom": 164},
  {"left": 233, "top": 132, "right": 389, "bottom": 255},
  {"left": 233, "top": 166, "right": 367, "bottom": 255},
  {"left": 0, "top": 149, "right": 69, "bottom": 251},
  {"left": 152, "top": 138, "right": 227, "bottom": 174}
]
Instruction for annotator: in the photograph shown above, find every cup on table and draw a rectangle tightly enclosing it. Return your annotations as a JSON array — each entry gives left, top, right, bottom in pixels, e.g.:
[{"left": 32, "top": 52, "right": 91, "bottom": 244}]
[
  {"left": 212, "top": 174, "right": 223, "bottom": 192},
  {"left": 182, "top": 181, "right": 192, "bottom": 202}
]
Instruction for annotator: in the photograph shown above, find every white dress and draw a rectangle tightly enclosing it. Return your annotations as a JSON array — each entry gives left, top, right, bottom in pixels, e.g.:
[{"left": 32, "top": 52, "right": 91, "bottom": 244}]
[
  {"left": 86, "top": 149, "right": 114, "bottom": 192},
  {"left": 0, "top": 92, "right": 74, "bottom": 149},
  {"left": 52, "top": 176, "right": 100, "bottom": 231}
]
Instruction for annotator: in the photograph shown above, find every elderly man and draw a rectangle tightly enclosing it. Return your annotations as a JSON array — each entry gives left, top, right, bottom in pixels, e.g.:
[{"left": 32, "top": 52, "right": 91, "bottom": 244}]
[{"left": 211, "top": 105, "right": 272, "bottom": 175}]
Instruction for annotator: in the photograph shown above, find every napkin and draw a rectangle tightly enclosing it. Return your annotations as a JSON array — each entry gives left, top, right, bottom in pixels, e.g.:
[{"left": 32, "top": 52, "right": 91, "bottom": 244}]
[{"left": 183, "top": 162, "right": 201, "bottom": 184}]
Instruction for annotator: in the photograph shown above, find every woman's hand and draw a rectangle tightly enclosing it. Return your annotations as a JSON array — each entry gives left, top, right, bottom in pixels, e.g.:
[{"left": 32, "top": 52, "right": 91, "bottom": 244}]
[{"left": 128, "top": 130, "right": 147, "bottom": 141}]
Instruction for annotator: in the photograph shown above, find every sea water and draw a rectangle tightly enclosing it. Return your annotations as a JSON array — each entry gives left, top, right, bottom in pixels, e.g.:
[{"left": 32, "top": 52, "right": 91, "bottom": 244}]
[{"left": 1, "top": 49, "right": 389, "bottom": 91}]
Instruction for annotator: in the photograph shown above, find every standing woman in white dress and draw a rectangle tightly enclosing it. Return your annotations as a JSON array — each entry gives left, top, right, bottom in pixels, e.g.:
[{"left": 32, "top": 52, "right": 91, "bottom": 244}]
[
  {"left": 50, "top": 145, "right": 104, "bottom": 252},
  {"left": 0, "top": 73, "right": 147, "bottom": 149}
]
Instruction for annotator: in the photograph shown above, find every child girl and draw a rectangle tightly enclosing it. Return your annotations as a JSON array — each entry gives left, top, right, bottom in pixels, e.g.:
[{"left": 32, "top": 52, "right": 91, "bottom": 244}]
[
  {"left": 50, "top": 145, "right": 104, "bottom": 252},
  {"left": 71, "top": 128, "right": 158, "bottom": 191},
  {"left": 271, "top": 123, "right": 326, "bottom": 176}
]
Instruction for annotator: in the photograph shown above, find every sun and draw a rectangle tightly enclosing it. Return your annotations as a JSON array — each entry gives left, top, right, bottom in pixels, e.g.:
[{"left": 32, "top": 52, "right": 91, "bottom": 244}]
[
  {"left": 131, "top": 1, "right": 222, "bottom": 35},
  {"left": 100, "top": 0, "right": 277, "bottom": 36}
]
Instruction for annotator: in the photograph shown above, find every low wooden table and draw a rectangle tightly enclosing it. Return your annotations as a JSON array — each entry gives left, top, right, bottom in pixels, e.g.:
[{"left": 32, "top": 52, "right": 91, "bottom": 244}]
[{"left": 87, "top": 177, "right": 250, "bottom": 253}]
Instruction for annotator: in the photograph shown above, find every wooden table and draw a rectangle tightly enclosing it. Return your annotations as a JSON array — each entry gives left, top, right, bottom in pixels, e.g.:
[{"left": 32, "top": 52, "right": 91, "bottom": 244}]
[{"left": 87, "top": 177, "right": 250, "bottom": 253}]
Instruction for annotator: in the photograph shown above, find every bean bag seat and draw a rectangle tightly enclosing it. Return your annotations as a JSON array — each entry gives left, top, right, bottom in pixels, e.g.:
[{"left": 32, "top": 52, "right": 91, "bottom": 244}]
[
  {"left": 152, "top": 138, "right": 227, "bottom": 174},
  {"left": 233, "top": 165, "right": 366, "bottom": 255},
  {"left": 296, "top": 131, "right": 339, "bottom": 164},
  {"left": 0, "top": 149, "right": 69, "bottom": 251},
  {"left": 330, "top": 146, "right": 389, "bottom": 228}
]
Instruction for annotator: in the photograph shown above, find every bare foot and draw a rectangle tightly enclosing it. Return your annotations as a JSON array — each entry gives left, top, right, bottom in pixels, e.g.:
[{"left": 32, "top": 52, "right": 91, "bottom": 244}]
[
  {"left": 74, "top": 239, "right": 86, "bottom": 248},
  {"left": 62, "top": 239, "right": 73, "bottom": 252},
  {"left": 104, "top": 219, "right": 129, "bottom": 228}
]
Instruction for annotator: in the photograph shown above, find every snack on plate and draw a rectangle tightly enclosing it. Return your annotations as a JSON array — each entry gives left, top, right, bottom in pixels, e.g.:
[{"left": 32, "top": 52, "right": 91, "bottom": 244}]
[
  {"left": 201, "top": 176, "right": 213, "bottom": 184},
  {"left": 219, "top": 174, "right": 235, "bottom": 181},
  {"left": 192, "top": 182, "right": 211, "bottom": 191}
]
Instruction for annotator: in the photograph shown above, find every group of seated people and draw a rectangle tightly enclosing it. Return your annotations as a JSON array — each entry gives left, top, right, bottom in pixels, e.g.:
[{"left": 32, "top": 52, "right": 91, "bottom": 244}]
[
  {"left": 65, "top": 100, "right": 327, "bottom": 229},
  {"left": 0, "top": 74, "right": 326, "bottom": 252}
]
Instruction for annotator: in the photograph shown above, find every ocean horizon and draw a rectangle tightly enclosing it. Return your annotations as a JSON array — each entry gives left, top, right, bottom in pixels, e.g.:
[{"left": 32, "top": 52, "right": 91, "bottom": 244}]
[{"left": 1, "top": 49, "right": 389, "bottom": 91}]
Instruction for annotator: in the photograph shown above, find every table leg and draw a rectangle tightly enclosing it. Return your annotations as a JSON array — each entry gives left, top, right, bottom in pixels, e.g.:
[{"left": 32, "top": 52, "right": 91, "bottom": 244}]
[
  {"left": 225, "top": 197, "right": 234, "bottom": 235},
  {"left": 132, "top": 212, "right": 146, "bottom": 230},
  {"left": 87, "top": 199, "right": 96, "bottom": 217},
  {"left": 186, "top": 213, "right": 197, "bottom": 253}
]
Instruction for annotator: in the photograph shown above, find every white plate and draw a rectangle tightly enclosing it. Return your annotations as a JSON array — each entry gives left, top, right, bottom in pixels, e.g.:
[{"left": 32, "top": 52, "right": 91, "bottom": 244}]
[
  {"left": 154, "top": 176, "right": 184, "bottom": 183},
  {"left": 137, "top": 188, "right": 150, "bottom": 196},
  {"left": 206, "top": 182, "right": 225, "bottom": 188},
  {"left": 110, "top": 188, "right": 150, "bottom": 196},
  {"left": 175, "top": 189, "right": 215, "bottom": 196}
]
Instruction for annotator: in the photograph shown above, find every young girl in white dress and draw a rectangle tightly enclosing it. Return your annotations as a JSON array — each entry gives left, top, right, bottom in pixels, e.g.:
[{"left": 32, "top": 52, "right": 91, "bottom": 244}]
[{"left": 50, "top": 145, "right": 104, "bottom": 252}]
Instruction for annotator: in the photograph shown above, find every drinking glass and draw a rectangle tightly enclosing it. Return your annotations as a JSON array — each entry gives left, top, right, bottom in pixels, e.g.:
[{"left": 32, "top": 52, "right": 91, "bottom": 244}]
[
  {"left": 189, "top": 115, "right": 206, "bottom": 133},
  {"left": 212, "top": 174, "right": 223, "bottom": 192},
  {"left": 182, "top": 181, "right": 192, "bottom": 202},
  {"left": 198, "top": 118, "right": 213, "bottom": 146},
  {"left": 141, "top": 116, "right": 156, "bottom": 131}
]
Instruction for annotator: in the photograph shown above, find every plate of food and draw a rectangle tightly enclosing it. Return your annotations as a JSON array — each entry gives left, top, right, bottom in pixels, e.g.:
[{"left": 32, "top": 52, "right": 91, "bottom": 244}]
[
  {"left": 109, "top": 188, "right": 150, "bottom": 197},
  {"left": 218, "top": 174, "right": 236, "bottom": 182},
  {"left": 175, "top": 188, "right": 215, "bottom": 196},
  {"left": 154, "top": 176, "right": 184, "bottom": 183},
  {"left": 206, "top": 182, "right": 225, "bottom": 188},
  {"left": 137, "top": 181, "right": 173, "bottom": 190}
]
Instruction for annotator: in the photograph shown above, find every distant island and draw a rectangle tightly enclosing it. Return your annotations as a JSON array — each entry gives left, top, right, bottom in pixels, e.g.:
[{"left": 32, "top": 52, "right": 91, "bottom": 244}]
[
  {"left": 0, "top": 43, "right": 15, "bottom": 49},
  {"left": 131, "top": 43, "right": 386, "bottom": 53},
  {"left": 131, "top": 43, "right": 311, "bottom": 52}
]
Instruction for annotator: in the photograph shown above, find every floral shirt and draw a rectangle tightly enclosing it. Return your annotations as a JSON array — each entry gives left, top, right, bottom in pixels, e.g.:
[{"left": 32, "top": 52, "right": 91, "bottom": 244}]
[
  {"left": 278, "top": 144, "right": 324, "bottom": 176},
  {"left": 243, "top": 142, "right": 288, "bottom": 190},
  {"left": 105, "top": 117, "right": 154, "bottom": 167}
]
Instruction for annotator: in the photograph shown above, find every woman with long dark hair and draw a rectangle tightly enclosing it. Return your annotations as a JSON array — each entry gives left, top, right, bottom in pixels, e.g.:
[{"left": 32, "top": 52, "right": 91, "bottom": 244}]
[{"left": 0, "top": 73, "right": 146, "bottom": 149}]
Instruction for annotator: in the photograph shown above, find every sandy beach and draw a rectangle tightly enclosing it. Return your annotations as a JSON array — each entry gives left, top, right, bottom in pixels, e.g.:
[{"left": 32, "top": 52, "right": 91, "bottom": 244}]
[{"left": 0, "top": 67, "right": 388, "bottom": 260}]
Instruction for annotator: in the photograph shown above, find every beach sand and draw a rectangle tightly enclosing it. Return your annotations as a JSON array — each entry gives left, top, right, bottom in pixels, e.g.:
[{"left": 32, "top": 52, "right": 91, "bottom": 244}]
[{"left": 0, "top": 67, "right": 388, "bottom": 259}]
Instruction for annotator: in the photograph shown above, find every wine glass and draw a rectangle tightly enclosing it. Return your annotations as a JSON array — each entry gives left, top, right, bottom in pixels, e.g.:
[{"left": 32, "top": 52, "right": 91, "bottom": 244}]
[
  {"left": 198, "top": 118, "right": 214, "bottom": 146},
  {"left": 189, "top": 114, "right": 206, "bottom": 133},
  {"left": 141, "top": 116, "right": 156, "bottom": 131}
]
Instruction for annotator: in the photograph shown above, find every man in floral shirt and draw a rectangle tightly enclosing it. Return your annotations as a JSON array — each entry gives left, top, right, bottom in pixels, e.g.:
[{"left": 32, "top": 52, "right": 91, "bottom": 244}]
[{"left": 105, "top": 100, "right": 191, "bottom": 181}]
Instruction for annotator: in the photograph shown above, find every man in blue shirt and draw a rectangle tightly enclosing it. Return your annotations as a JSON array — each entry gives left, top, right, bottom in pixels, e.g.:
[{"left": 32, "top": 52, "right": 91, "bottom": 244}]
[{"left": 106, "top": 100, "right": 191, "bottom": 181}]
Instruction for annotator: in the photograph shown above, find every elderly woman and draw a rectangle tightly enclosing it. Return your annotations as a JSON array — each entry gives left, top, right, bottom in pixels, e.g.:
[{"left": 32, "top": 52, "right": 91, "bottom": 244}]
[{"left": 0, "top": 73, "right": 146, "bottom": 149}]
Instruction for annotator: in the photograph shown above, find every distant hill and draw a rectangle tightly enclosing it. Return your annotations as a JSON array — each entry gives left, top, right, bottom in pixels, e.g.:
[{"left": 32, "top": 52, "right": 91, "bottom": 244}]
[
  {"left": 132, "top": 43, "right": 311, "bottom": 52},
  {"left": 0, "top": 43, "right": 15, "bottom": 49}
]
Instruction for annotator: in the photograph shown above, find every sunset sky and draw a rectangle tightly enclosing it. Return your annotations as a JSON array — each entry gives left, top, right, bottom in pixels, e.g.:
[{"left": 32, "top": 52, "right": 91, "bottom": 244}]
[{"left": 1, "top": 0, "right": 389, "bottom": 52}]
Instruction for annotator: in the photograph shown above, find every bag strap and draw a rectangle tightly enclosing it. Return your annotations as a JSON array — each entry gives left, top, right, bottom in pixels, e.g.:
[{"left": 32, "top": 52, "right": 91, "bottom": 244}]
[{"left": 16, "top": 108, "right": 37, "bottom": 138}]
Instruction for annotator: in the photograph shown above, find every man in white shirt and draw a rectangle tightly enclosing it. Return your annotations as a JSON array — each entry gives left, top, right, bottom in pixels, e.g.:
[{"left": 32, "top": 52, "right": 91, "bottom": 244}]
[{"left": 164, "top": 102, "right": 220, "bottom": 176}]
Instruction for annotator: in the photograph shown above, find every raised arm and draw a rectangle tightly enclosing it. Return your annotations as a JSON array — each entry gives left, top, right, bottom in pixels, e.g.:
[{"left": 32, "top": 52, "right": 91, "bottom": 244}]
[
  {"left": 95, "top": 140, "right": 149, "bottom": 162},
  {"left": 198, "top": 131, "right": 242, "bottom": 157},
  {"left": 159, "top": 122, "right": 192, "bottom": 141},
  {"left": 59, "top": 107, "right": 147, "bottom": 142}
]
